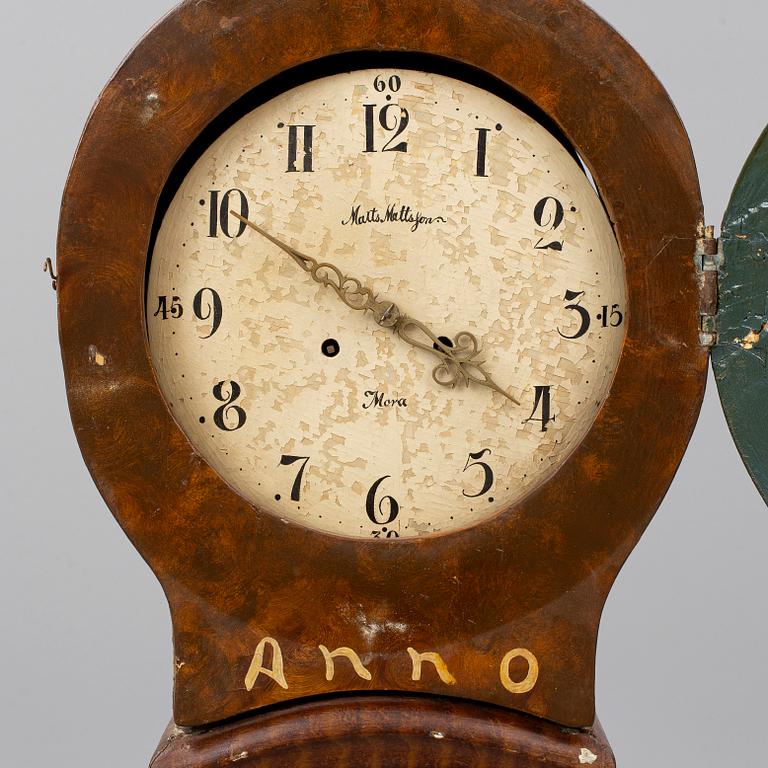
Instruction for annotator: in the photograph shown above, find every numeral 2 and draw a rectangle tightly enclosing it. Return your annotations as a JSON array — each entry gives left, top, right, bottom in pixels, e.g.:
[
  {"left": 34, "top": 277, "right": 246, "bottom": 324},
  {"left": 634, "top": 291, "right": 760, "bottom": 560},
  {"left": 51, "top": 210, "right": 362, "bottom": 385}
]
[{"left": 534, "top": 197, "right": 565, "bottom": 251}]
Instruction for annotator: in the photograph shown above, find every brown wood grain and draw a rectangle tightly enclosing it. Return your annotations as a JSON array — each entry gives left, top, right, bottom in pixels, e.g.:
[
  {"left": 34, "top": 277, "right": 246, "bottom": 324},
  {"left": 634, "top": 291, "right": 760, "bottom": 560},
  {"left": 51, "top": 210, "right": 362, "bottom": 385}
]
[
  {"left": 56, "top": 0, "right": 707, "bottom": 734},
  {"left": 150, "top": 696, "right": 615, "bottom": 768}
]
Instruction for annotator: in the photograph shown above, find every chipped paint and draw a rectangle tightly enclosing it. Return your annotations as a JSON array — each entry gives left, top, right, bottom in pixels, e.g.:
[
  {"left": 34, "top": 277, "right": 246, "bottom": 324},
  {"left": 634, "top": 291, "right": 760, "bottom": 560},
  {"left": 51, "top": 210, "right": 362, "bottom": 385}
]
[
  {"left": 219, "top": 16, "right": 240, "bottom": 32},
  {"left": 141, "top": 91, "right": 160, "bottom": 125},
  {"left": 736, "top": 321, "right": 768, "bottom": 350},
  {"left": 356, "top": 613, "right": 408, "bottom": 643},
  {"left": 88, "top": 345, "right": 107, "bottom": 366},
  {"left": 579, "top": 748, "right": 598, "bottom": 764}
]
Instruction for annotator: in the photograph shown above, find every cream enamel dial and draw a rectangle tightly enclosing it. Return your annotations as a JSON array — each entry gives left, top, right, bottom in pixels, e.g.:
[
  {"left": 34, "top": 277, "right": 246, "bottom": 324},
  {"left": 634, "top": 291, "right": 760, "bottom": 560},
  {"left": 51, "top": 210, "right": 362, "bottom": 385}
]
[{"left": 147, "top": 68, "right": 626, "bottom": 540}]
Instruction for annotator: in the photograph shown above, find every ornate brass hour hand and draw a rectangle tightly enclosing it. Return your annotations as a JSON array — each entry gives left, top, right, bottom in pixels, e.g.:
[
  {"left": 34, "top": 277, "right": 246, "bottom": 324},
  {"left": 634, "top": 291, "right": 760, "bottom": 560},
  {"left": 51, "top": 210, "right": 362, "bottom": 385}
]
[{"left": 232, "top": 212, "right": 520, "bottom": 406}]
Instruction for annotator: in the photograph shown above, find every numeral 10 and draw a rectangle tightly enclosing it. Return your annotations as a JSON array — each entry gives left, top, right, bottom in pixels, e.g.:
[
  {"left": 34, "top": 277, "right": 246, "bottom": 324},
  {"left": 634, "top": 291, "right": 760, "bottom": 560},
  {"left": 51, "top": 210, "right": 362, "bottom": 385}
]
[{"left": 207, "top": 189, "right": 249, "bottom": 238}]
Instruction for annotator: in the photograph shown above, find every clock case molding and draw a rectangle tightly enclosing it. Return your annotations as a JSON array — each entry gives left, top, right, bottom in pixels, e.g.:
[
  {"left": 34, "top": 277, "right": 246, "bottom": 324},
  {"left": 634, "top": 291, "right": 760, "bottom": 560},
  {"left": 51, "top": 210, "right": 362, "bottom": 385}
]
[{"left": 56, "top": 0, "right": 707, "bottom": 748}]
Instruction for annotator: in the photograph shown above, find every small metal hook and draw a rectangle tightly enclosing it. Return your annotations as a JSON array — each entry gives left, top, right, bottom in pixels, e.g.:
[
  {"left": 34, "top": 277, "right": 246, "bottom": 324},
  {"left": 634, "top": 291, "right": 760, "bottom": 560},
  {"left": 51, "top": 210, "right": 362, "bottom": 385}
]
[{"left": 43, "top": 258, "right": 58, "bottom": 291}]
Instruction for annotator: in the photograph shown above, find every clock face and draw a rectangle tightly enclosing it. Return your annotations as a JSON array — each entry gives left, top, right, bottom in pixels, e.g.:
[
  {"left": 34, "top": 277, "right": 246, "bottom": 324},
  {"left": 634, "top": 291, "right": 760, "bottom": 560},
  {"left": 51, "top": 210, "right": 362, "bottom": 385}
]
[{"left": 147, "top": 68, "right": 626, "bottom": 540}]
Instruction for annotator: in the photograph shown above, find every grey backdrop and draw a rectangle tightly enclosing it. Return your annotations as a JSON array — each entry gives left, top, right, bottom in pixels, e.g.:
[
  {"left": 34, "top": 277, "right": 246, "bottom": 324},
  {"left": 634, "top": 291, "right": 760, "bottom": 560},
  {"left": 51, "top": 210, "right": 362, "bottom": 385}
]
[{"left": 4, "top": 1, "right": 767, "bottom": 765}]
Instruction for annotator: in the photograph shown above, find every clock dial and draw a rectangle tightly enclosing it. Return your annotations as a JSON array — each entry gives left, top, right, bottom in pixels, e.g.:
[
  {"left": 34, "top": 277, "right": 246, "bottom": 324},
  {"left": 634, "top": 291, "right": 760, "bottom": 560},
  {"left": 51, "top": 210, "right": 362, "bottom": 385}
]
[{"left": 147, "top": 68, "right": 626, "bottom": 539}]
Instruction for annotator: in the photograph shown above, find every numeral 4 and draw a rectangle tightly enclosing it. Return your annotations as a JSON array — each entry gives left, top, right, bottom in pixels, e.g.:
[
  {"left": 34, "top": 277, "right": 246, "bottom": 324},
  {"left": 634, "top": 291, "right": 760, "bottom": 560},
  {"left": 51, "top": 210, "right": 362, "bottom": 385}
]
[{"left": 525, "top": 386, "right": 555, "bottom": 432}]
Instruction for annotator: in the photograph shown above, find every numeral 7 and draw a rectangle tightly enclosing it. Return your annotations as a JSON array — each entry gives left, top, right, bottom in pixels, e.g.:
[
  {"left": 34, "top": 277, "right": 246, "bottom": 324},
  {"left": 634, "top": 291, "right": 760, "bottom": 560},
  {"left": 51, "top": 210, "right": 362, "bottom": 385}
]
[{"left": 279, "top": 455, "right": 311, "bottom": 502}]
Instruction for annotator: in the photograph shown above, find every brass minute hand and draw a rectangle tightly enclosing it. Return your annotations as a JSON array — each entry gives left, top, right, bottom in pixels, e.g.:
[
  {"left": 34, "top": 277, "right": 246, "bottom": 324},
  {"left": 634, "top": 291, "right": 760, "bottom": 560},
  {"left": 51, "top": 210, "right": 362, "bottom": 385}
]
[{"left": 232, "top": 212, "right": 519, "bottom": 406}]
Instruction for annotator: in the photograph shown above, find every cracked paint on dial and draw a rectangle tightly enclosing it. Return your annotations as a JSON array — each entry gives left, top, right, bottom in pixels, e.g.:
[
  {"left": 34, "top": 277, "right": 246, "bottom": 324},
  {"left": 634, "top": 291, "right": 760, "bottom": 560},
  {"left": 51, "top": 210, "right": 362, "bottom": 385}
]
[{"left": 147, "top": 69, "right": 626, "bottom": 539}]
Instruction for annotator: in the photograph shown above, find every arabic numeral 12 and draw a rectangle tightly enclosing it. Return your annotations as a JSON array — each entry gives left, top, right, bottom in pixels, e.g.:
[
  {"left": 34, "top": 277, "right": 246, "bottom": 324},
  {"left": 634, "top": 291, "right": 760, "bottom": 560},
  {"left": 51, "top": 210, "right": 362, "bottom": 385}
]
[{"left": 363, "top": 74, "right": 409, "bottom": 154}]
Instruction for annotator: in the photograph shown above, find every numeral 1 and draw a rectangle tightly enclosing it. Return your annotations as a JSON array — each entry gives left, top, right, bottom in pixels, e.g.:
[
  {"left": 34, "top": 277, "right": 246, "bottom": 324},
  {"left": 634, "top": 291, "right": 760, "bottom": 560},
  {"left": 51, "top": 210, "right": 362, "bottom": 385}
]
[
  {"left": 475, "top": 128, "right": 491, "bottom": 177},
  {"left": 286, "top": 124, "right": 315, "bottom": 172}
]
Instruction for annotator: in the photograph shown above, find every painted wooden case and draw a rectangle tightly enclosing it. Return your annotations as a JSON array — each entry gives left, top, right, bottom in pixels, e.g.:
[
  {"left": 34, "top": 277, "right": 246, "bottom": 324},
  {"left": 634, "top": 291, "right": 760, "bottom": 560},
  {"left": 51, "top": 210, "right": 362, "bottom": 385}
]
[
  {"left": 55, "top": 0, "right": 711, "bottom": 765},
  {"left": 714, "top": 127, "right": 768, "bottom": 502}
]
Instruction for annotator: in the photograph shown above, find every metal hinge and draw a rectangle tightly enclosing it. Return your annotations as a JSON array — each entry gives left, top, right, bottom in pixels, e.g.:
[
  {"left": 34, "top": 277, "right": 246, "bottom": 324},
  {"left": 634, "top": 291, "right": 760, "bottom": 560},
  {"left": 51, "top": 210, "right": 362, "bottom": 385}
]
[
  {"left": 697, "top": 224, "right": 722, "bottom": 347},
  {"left": 43, "top": 258, "right": 58, "bottom": 291}
]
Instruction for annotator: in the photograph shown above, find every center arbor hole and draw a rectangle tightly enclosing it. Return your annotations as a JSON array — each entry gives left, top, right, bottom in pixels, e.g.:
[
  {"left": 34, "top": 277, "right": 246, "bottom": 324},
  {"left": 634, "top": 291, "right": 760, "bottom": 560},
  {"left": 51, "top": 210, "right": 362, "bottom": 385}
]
[
  {"left": 433, "top": 336, "right": 454, "bottom": 353},
  {"left": 322, "top": 339, "right": 341, "bottom": 358}
]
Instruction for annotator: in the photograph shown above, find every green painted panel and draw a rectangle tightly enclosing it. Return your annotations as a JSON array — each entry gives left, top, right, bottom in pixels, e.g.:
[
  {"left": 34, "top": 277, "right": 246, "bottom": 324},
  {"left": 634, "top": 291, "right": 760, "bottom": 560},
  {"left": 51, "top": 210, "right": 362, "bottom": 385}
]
[{"left": 714, "top": 126, "right": 768, "bottom": 503}]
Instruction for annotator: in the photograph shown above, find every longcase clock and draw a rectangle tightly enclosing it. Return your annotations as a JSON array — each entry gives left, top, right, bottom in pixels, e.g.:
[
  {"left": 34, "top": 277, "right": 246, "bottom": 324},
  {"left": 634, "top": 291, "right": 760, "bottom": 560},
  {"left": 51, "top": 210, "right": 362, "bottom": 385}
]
[{"left": 52, "top": 0, "right": 755, "bottom": 766}]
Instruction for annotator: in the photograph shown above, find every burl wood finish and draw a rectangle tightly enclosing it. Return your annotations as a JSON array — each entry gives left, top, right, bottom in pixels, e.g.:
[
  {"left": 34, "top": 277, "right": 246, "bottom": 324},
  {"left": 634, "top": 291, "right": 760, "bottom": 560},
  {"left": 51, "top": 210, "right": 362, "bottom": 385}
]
[
  {"left": 150, "top": 696, "right": 615, "bottom": 768},
  {"left": 57, "top": 0, "right": 707, "bottom": 735}
]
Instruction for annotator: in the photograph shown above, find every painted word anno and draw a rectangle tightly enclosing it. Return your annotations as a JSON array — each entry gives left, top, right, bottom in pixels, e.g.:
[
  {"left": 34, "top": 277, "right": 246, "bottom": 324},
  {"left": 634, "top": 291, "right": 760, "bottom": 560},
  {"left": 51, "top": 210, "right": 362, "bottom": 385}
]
[{"left": 244, "top": 638, "right": 539, "bottom": 696}]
